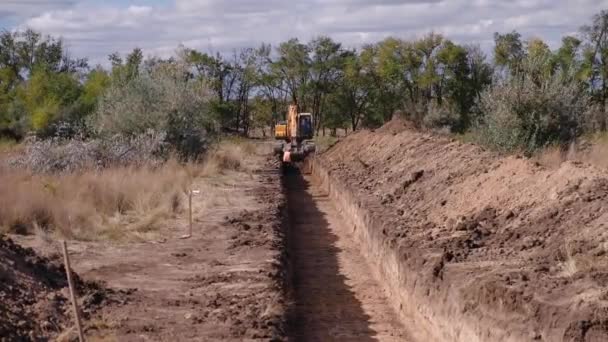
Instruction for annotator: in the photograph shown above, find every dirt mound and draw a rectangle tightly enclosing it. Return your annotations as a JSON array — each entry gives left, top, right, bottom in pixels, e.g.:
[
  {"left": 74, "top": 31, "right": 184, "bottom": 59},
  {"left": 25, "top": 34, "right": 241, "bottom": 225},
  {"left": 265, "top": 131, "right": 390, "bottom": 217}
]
[
  {"left": 319, "top": 125, "right": 608, "bottom": 341},
  {"left": 374, "top": 113, "right": 416, "bottom": 135},
  {"left": 0, "top": 235, "right": 127, "bottom": 341}
]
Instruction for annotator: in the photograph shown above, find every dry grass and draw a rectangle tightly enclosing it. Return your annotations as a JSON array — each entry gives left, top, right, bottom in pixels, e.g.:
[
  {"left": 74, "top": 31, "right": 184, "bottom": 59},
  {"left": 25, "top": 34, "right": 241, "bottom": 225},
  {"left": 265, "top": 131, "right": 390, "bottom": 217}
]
[
  {"left": 0, "top": 139, "right": 257, "bottom": 241},
  {"left": 560, "top": 239, "right": 578, "bottom": 277},
  {"left": 0, "top": 159, "right": 194, "bottom": 241},
  {"left": 584, "top": 134, "right": 608, "bottom": 169},
  {"left": 535, "top": 134, "right": 608, "bottom": 170},
  {"left": 200, "top": 138, "right": 257, "bottom": 177}
]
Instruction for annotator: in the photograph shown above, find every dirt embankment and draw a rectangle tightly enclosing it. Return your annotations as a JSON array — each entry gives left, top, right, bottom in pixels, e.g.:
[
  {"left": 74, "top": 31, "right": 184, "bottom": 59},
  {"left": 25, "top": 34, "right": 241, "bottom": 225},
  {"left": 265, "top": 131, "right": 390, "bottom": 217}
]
[
  {"left": 0, "top": 236, "right": 125, "bottom": 341},
  {"left": 315, "top": 117, "right": 608, "bottom": 341}
]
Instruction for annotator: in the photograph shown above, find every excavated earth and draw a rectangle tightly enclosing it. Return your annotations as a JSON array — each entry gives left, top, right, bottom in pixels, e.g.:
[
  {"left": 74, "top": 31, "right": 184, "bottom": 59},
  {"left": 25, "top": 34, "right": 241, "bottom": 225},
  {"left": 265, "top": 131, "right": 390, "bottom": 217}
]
[
  {"left": 8, "top": 128, "right": 608, "bottom": 341},
  {"left": 0, "top": 235, "right": 126, "bottom": 341},
  {"left": 313, "top": 117, "right": 608, "bottom": 341},
  {"left": 8, "top": 152, "right": 290, "bottom": 341}
]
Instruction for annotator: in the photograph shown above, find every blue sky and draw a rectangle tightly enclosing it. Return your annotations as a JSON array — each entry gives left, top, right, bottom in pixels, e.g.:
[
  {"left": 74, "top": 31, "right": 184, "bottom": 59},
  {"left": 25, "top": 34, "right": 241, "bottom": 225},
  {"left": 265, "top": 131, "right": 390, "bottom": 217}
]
[{"left": 1, "top": 0, "right": 607, "bottom": 65}]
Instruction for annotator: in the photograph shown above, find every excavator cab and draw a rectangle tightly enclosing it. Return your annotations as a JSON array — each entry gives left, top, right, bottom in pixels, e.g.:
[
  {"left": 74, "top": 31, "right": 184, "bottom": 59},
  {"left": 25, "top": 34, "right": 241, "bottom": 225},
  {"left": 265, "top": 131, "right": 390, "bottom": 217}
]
[{"left": 298, "top": 114, "right": 313, "bottom": 141}]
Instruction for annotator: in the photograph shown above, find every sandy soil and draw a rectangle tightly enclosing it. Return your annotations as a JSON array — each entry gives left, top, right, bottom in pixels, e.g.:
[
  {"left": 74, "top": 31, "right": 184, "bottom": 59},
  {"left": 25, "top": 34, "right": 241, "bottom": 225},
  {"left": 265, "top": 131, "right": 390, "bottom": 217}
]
[
  {"left": 11, "top": 147, "right": 289, "bottom": 341},
  {"left": 319, "top": 117, "right": 608, "bottom": 341}
]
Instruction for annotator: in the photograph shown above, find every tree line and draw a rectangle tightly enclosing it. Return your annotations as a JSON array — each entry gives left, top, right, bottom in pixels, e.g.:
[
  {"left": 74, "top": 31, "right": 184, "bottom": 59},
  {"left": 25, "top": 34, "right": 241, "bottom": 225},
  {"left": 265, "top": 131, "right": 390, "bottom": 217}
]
[{"left": 1, "top": 9, "right": 607, "bottom": 153}]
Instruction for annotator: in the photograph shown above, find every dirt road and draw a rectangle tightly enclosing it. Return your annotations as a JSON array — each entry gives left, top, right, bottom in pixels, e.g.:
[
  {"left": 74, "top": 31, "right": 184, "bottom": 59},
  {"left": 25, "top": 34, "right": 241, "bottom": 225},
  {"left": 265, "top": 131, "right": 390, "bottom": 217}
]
[
  {"left": 12, "top": 150, "right": 290, "bottom": 341},
  {"left": 286, "top": 170, "right": 413, "bottom": 341}
]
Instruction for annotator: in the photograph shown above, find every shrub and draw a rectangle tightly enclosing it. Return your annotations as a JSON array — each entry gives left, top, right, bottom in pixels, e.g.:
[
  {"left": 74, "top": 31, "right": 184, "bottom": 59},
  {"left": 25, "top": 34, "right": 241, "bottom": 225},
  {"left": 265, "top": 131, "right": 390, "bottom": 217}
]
[
  {"left": 92, "top": 61, "right": 217, "bottom": 160},
  {"left": 422, "top": 101, "right": 461, "bottom": 130},
  {"left": 475, "top": 58, "right": 590, "bottom": 153},
  {"left": 7, "top": 132, "right": 167, "bottom": 173}
]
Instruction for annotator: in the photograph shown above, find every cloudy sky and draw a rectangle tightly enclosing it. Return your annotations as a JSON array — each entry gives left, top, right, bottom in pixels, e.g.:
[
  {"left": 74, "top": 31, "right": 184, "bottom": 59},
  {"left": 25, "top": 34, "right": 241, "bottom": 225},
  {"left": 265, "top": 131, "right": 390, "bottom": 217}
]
[{"left": 1, "top": 0, "right": 606, "bottom": 64}]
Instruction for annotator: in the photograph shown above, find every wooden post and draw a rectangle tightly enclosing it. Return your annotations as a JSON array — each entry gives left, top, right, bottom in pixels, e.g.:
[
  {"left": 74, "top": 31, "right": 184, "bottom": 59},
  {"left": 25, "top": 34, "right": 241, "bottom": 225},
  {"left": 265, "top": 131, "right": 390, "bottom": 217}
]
[
  {"left": 188, "top": 189, "right": 193, "bottom": 237},
  {"left": 181, "top": 189, "right": 194, "bottom": 239},
  {"left": 61, "top": 240, "right": 85, "bottom": 342},
  {"left": 181, "top": 189, "right": 200, "bottom": 239}
]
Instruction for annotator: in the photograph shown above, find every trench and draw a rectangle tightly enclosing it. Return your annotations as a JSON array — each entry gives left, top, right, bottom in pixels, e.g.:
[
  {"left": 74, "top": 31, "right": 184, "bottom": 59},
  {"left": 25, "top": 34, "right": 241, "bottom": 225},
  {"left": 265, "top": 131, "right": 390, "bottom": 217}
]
[{"left": 286, "top": 169, "right": 417, "bottom": 341}]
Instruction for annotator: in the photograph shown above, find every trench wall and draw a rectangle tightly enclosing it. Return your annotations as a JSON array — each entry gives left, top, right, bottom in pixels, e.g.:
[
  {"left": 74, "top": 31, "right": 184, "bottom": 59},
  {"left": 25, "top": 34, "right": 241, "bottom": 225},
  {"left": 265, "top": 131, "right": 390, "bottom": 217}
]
[{"left": 309, "top": 158, "right": 527, "bottom": 342}]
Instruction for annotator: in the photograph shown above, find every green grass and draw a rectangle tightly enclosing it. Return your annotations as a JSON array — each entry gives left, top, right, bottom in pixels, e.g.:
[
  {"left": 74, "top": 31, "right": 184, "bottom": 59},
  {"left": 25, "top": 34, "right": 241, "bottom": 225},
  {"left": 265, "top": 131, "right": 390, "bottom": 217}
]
[{"left": 314, "top": 136, "right": 339, "bottom": 153}]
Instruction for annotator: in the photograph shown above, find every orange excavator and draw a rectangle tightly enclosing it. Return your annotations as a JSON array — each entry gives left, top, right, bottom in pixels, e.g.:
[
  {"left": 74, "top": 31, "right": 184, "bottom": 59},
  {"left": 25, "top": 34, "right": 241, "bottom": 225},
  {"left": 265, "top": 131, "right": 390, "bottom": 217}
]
[{"left": 274, "top": 104, "right": 315, "bottom": 164}]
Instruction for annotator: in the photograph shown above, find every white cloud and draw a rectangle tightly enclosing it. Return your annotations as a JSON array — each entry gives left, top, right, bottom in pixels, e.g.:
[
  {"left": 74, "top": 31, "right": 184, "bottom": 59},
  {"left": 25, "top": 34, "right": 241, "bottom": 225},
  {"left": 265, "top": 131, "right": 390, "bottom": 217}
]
[
  {"left": 0, "top": 0, "right": 74, "bottom": 22},
  {"left": 8, "top": 0, "right": 608, "bottom": 65}
]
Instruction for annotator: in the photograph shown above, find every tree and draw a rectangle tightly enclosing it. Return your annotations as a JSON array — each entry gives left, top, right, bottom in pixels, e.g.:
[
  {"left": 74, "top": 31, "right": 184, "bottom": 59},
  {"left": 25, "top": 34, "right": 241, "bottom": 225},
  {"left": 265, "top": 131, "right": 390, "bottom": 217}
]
[
  {"left": 308, "top": 36, "right": 345, "bottom": 132},
  {"left": 109, "top": 48, "right": 144, "bottom": 84},
  {"left": 436, "top": 40, "right": 471, "bottom": 129},
  {"left": 0, "top": 29, "right": 89, "bottom": 138},
  {"left": 329, "top": 53, "right": 371, "bottom": 130},
  {"left": 232, "top": 48, "right": 258, "bottom": 134},
  {"left": 555, "top": 36, "right": 583, "bottom": 78},
  {"left": 80, "top": 68, "right": 111, "bottom": 112},
  {"left": 582, "top": 10, "right": 608, "bottom": 130},
  {"left": 273, "top": 38, "right": 311, "bottom": 110},
  {"left": 250, "top": 96, "right": 274, "bottom": 137},
  {"left": 415, "top": 32, "right": 444, "bottom": 106},
  {"left": 254, "top": 43, "right": 288, "bottom": 134},
  {"left": 466, "top": 45, "right": 493, "bottom": 102},
  {"left": 494, "top": 31, "right": 525, "bottom": 74},
  {"left": 525, "top": 38, "right": 554, "bottom": 86},
  {"left": 16, "top": 66, "right": 82, "bottom": 134},
  {"left": 357, "top": 42, "right": 400, "bottom": 126}
]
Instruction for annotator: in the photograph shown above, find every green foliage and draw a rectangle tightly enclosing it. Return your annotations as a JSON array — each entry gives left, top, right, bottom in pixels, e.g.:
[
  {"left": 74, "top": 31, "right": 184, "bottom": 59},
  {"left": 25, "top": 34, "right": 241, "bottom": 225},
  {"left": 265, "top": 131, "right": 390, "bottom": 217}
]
[
  {"left": 3, "top": 9, "right": 608, "bottom": 158},
  {"left": 274, "top": 38, "right": 312, "bottom": 108},
  {"left": 0, "top": 29, "right": 91, "bottom": 139},
  {"left": 581, "top": 10, "right": 608, "bottom": 130},
  {"left": 494, "top": 31, "right": 525, "bottom": 72},
  {"left": 250, "top": 97, "right": 274, "bottom": 137},
  {"left": 476, "top": 59, "right": 589, "bottom": 153},
  {"left": 81, "top": 69, "right": 111, "bottom": 111},
  {"left": 14, "top": 67, "right": 83, "bottom": 136},
  {"left": 92, "top": 59, "right": 216, "bottom": 160}
]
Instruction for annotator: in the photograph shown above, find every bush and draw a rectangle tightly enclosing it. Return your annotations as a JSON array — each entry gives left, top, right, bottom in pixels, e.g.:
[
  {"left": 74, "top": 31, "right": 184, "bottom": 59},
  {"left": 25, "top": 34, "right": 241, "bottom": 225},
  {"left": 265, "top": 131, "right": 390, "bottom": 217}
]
[
  {"left": 422, "top": 101, "right": 461, "bottom": 131},
  {"left": 7, "top": 132, "right": 167, "bottom": 173},
  {"left": 475, "top": 58, "right": 590, "bottom": 153},
  {"left": 92, "top": 61, "right": 217, "bottom": 160}
]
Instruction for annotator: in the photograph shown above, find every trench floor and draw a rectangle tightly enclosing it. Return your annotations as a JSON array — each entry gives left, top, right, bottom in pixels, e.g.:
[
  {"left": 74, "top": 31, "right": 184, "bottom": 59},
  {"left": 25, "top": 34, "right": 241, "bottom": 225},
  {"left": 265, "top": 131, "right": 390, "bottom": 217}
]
[{"left": 287, "top": 170, "right": 415, "bottom": 341}]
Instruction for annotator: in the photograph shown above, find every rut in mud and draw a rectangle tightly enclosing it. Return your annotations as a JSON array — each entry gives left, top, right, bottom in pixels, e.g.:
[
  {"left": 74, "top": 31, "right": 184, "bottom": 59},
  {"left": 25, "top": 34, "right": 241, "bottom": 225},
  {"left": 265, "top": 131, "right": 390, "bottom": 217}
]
[{"left": 286, "top": 170, "right": 413, "bottom": 341}]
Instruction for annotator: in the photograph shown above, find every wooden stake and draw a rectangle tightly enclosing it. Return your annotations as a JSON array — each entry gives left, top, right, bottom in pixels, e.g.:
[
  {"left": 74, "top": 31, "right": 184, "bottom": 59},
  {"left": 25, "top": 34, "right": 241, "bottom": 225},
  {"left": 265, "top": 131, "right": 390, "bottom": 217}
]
[
  {"left": 61, "top": 240, "right": 85, "bottom": 342},
  {"left": 188, "top": 189, "right": 193, "bottom": 236},
  {"left": 180, "top": 190, "right": 193, "bottom": 239}
]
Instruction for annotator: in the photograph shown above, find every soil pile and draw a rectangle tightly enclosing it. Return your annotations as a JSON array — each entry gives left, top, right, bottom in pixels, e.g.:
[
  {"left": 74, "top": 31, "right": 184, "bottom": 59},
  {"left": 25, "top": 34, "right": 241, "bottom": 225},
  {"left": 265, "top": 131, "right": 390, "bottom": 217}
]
[
  {"left": 319, "top": 116, "right": 608, "bottom": 341},
  {"left": 0, "top": 235, "right": 126, "bottom": 341},
  {"left": 0, "top": 235, "right": 70, "bottom": 341}
]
